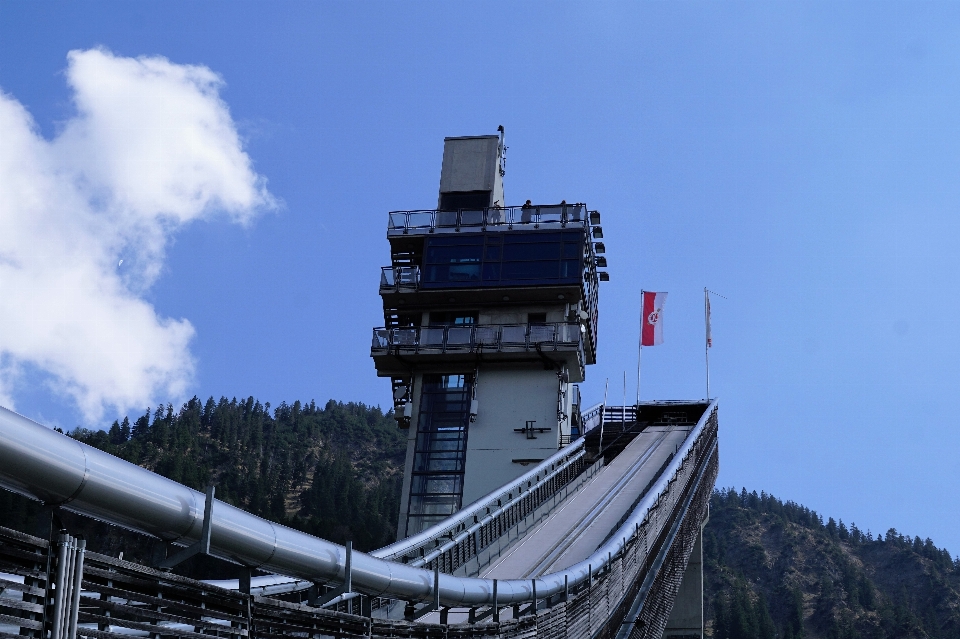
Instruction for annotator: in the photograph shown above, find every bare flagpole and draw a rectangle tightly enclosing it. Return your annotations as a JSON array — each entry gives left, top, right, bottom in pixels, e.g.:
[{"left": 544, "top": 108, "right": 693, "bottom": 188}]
[
  {"left": 636, "top": 290, "right": 644, "bottom": 406},
  {"left": 704, "top": 288, "right": 726, "bottom": 400},
  {"left": 705, "top": 287, "right": 711, "bottom": 399},
  {"left": 622, "top": 371, "right": 627, "bottom": 431},
  {"left": 599, "top": 378, "right": 609, "bottom": 453}
]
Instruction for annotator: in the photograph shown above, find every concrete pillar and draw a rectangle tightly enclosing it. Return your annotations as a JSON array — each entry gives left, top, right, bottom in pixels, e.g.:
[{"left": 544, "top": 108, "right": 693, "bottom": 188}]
[{"left": 662, "top": 527, "right": 703, "bottom": 638}]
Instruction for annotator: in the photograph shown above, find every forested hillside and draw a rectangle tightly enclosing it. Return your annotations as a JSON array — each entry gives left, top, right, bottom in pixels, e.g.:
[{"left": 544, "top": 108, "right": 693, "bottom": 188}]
[
  {"left": 705, "top": 488, "right": 960, "bottom": 639},
  {"left": 0, "top": 397, "right": 406, "bottom": 572}
]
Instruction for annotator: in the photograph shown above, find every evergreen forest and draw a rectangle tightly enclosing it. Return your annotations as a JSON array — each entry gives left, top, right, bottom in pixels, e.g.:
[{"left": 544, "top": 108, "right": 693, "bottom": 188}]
[{"left": 705, "top": 487, "right": 960, "bottom": 639}]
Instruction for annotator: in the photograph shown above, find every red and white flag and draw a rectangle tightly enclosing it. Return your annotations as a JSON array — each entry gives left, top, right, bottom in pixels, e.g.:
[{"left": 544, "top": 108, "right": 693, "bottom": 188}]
[{"left": 641, "top": 291, "right": 668, "bottom": 346}]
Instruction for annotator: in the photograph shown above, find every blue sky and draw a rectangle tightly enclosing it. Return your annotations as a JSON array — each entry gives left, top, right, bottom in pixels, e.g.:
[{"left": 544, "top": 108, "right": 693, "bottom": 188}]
[{"left": 1, "top": 2, "right": 958, "bottom": 554}]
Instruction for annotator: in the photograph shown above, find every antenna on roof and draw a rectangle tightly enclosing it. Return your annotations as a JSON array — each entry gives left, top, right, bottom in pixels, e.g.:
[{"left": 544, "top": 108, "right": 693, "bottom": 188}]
[{"left": 497, "top": 125, "right": 507, "bottom": 177}]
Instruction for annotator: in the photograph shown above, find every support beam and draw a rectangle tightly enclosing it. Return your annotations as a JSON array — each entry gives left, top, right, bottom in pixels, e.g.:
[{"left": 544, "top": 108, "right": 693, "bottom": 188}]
[
  {"left": 662, "top": 526, "right": 704, "bottom": 638},
  {"left": 312, "top": 541, "right": 353, "bottom": 607},
  {"left": 157, "top": 485, "right": 215, "bottom": 569}
]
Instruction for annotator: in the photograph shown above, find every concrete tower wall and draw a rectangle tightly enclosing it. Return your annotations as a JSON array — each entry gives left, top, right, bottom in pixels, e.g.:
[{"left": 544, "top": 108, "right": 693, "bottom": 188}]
[
  {"left": 438, "top": 135, "right": 504, "bottom": 208},
  {"left": 462, "top": 365, "right": 563, "bottom": 505}
]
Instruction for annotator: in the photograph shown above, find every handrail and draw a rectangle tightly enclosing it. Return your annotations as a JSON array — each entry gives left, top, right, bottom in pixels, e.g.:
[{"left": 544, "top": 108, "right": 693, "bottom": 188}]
[
  {"left": 580, "top": 401, "right": 604, "bottom": 434},
  {"left": 373, "top": 439, "right": 585, "bottom": 561},
  {"left": 0, "top": 400, "right": 715, "bottom": 608},
  {"left": 387, "top": 204, "right": 589, "bottom": 234},
  {"left": 603, "top": 405, "right": 637, "bottom": 424},
  {"left": 371, "top": 322, "right": 584, "bottom": 357},
  {"left": 380, "top": 266, "right": 420, "bottom": 290}
]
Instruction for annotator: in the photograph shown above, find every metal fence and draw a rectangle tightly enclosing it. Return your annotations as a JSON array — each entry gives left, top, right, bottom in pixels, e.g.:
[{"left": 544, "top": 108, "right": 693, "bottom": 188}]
[
  {"left": 387, "top": 205, "right": 589, "bottom": 235},
  {"left": 372, "top": 323, "right": 584, "bottom": 358},
  {"left": 380, "top": 266, "right": 421, "bottom": 291}
]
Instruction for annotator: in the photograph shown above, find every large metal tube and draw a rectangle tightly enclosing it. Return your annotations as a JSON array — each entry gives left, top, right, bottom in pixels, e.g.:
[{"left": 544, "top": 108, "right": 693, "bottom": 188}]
[
  {"left": 67, "top": 538, "right": 86, "bottom": 639},
  {"left": 0, "top": 403, "right": 715, "bottom": 607},
  {"left": 50, "top": 534, "right": 69, "bottom": 639}
]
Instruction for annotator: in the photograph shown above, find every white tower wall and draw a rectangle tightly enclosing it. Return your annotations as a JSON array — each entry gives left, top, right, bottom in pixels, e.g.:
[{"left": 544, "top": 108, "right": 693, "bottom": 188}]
[{"left": 462, "top": 365, "right": 562, "bottom": 505}]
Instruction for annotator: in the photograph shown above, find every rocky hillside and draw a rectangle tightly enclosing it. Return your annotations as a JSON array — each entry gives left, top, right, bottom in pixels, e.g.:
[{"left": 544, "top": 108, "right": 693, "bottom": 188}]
[{"left": 704, "top": 488, "right": 960, "bottom": 639}]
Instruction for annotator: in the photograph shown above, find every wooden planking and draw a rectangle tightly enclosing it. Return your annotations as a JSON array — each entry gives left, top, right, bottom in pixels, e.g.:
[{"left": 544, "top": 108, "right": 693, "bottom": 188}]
[
  {"left": 0, "top": 527, "right": 48, "bottom": 549},
  {"left": 0, "top": 612, "right": 42, "bottom": 630},
  {"left": 0, "top": 576, "right": 45, "bottom": 597},
  {"left": 80, "top": 580, "right": 246, "bottom": 622},
  {"left": 77, "top": 595, "right": 246, "bottom": 635},
  {"left": 0, "top": 596, "right": 43, "bottom": 614},
  {"left": 77, "top": 611, "right": 236, "bottom": 639}
]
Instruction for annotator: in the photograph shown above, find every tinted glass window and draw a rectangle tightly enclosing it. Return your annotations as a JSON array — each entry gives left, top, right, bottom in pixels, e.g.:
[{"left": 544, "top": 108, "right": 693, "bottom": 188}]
[
  {"left": 502, "top": 260, "right": 560, "bottom": 280},
  {"left": 426, "top": 244, "right": 483, "bottom": 263},
  {"left": 502, "top": 242, "right": 561, "bottom": 261},
  {"left": 439, "top": 191, "right": 491, "bottom": 211},
  {"left": 421, "top": 231, "right": 583, "bottom": 288}
]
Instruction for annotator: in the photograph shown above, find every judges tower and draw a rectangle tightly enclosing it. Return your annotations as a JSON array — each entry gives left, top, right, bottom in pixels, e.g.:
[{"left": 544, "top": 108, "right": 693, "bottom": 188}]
[{"left": 372, "top": 131, "right": 608, "bottom": 538}]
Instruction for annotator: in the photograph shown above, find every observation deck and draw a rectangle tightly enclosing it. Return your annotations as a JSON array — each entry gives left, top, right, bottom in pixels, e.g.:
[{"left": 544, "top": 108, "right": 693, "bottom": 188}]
[
  {"left": 380, "top": 203, "right": 604, "bottom": 368},
  {"left": 387, "top": 203, "right": 599, "bottom": 236},
  {"left": 371, "top": 321, "right": 587, "bottom": 382}
]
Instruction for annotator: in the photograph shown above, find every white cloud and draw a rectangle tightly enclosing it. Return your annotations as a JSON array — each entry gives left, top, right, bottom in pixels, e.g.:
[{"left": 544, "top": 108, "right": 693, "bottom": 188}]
[{"left": 0, "top": 48, "right": 276, "bottom": 423}]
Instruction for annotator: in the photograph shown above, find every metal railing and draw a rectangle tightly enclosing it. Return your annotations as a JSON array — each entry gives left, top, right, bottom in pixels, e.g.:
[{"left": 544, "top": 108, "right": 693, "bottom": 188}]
[
  {"left": 388, "top": 204, "right": 589, "bottom": 235},
  {"left": 374, "top": 440, "right": 590, "bottom": 570},
  {"left": 380, "top": 265, "right": 421, "bottom": 291},
  {"left": 372, "top": 322, "right": 584, "bottom": 359},
  {"left": 580, "top": 402, "right": 604, "bottom": 434},
  {"left": 603, "top": 405, "right": 638, "bottom": 425}
]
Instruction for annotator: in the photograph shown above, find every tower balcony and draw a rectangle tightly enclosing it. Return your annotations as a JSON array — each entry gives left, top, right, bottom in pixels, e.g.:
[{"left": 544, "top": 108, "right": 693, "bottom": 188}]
[
  {"left": 380, "top": 265, "right": 421, "bottom": 291},
  {"left": 371, "top": 322, "right": 586, "bottom": 381},
  {"left": 387, "top": 204, "right": 589, "bottom": 236}
]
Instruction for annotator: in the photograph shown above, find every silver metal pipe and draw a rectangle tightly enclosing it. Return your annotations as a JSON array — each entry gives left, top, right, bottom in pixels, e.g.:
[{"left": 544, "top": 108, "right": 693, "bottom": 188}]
[
  {"left": 50, "top": 534, "right": 69, "bottom": 639},
  {"left": 0, "top": 402, "right": 714, "bottom": 608},
  {"left": 68, "top": 538, "right": 86, "bottom": 639}
]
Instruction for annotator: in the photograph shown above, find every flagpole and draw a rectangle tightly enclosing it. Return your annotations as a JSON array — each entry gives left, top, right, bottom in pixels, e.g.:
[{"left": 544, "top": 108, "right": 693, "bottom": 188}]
[
  {"left": 705, "top": 287, "right": 710, "bottom": 399},
  {"left": 622, "top": 371, "right": 627, "bottom": 430},
  {"left": 599, "top": 378, "right": 609, "bottom": 453},
  {"left": 636, "top": 290, "right": 644, "bottom": 406}
]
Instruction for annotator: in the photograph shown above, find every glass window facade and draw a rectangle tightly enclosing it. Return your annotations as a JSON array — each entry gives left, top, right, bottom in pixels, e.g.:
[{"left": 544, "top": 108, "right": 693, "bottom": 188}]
[
  {"left": 421, "top": 231, "right": 584, "bottom": 288},
  {"left": 406, "top": 374, "right": 473, "bottom": 535}
]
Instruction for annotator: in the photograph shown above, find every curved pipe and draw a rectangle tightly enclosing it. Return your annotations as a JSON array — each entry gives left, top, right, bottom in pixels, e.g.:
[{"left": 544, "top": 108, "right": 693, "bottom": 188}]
[{"left": 0, "top": 403, "right": 714, "bottom": 607}]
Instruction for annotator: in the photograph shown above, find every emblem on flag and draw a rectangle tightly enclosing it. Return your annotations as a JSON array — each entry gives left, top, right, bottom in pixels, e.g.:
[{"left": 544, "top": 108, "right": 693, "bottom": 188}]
[{"left": 641, "top": 291, "right": 667, "bottom": 346}]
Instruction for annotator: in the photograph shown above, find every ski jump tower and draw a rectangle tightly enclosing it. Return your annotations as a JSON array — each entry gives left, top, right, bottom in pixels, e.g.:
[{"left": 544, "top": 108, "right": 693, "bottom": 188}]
[{"left": 371, "top": 131, "right": 608, "bottom": 538}]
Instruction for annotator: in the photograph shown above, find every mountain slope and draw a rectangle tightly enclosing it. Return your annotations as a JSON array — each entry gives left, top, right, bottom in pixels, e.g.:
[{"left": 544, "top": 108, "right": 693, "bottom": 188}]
[{"left": 704, "top": 488, "right": 960, "bottom": 639}]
